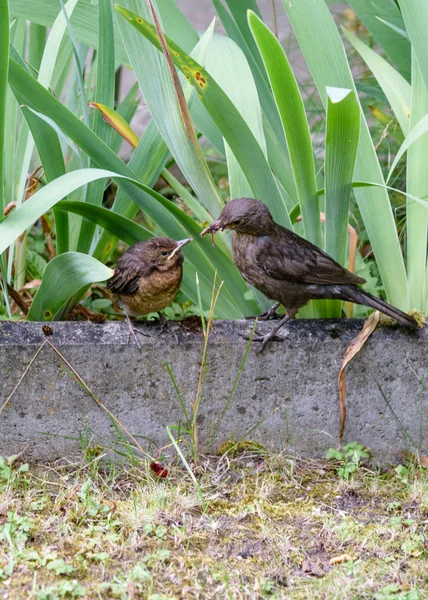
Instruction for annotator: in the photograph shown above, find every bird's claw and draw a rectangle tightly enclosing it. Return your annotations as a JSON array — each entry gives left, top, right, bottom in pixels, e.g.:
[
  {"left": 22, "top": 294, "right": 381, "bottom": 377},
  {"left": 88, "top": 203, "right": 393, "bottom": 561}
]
[
  {"left": 244, "top": 312, "right": 280, "bottom": 321},
  {"left": 241, "top": 331, "right": 285, "bottom": 352},
  {"left": 244, "top": 302, "right": 281, "bottom": 322}
]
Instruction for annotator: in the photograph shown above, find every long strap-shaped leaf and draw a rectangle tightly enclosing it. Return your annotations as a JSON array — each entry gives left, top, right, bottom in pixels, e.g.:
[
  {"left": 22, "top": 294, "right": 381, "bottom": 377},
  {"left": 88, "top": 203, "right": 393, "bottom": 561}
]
[
  {"left": 117, "top": 0, "right": 223, "bottom": 218},
  {"left": 347, "top": 0, "right": 411, "bottom": 81},
  {"left": 281, "top": 0, "right": 409, "bottom": 310},
  {"left": 398, "top": 0, "right": 428, "bottom": 93},
  {"left": 77, "top": 0, "right": 115, "bottom": 253},
  {"left": 406, "top": 52, "right": 428, "bottom": 311},
  {"left": 248, "top": 12, "right": 320, "bottom": 246},
  {"left": 343, "top": 29, "right": 410, "bottom": 136},
  {"left": 324, "top": 87, "right": 360, "bottom": 318},
  {"left": 115, "top": 4, "right": 290, "bottom": 228}
]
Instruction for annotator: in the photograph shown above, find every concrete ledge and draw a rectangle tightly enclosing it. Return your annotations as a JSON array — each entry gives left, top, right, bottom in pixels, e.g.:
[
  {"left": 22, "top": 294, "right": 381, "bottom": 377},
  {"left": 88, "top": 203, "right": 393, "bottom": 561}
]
[{"left": 0, "top": 319, "right": 426, "bottom": 464}]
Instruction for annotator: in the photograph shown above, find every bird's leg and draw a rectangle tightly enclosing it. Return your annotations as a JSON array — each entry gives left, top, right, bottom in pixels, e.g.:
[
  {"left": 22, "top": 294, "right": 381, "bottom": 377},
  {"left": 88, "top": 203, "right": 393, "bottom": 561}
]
[
  {"left": 252, "top": 314, "right": 290, "bottom": 352},
  {"left": 244, "top": 302, "right": 281, "bottom": 321},
  {"left": 248, "top": 308, "right": 297, "bottom": 352},
  {"left": 124, "top": 311, "right": 151, "bottom": 348},
  {"left": 125, "top": 312, "right": 141, "bottom": 349}
]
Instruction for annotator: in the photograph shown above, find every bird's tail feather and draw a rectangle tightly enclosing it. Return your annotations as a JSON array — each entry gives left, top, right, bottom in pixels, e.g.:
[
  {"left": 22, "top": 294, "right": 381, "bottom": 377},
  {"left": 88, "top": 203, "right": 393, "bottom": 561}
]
[{"left": 341, "top": 287, "right": 418, "bottom": 329}]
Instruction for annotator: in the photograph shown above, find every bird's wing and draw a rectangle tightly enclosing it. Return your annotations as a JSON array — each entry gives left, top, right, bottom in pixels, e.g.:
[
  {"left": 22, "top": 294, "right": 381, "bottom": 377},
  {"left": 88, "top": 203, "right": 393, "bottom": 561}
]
[
  {"left": 106, "top": 253, "right": 154, "bottom": 295},
  {"left": 255, "top": 226, "right": 366, "bottom": 285}
]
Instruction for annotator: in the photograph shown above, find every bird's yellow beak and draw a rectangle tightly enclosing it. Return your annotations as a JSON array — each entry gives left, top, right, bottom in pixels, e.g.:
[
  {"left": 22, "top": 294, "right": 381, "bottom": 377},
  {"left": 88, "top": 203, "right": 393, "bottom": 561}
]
[{"left": 167, "top": 238, "right": 192, "bottom": 260}]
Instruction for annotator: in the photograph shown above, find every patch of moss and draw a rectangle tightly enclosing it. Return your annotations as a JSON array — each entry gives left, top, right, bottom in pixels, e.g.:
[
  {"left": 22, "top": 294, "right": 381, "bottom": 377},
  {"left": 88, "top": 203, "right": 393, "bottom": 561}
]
[{"left": 215, "top": 439, "right": 266, "bottom": 457}]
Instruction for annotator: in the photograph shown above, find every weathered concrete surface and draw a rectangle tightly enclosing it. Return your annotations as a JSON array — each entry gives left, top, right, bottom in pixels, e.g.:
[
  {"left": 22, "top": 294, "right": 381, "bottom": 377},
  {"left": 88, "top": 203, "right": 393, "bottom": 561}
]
[{"left": 0, "top": 320, "right": 426, "bottom": 464}]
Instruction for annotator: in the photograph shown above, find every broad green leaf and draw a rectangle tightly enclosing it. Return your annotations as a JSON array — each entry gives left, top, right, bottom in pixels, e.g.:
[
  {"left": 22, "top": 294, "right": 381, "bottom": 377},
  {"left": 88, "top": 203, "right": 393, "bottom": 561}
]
[
  {"left": 56, "top": 200, "right": 152, "bottom": 245},
  {"left": 343, "top": 28, "right": 410, "bottom": 136},
  {"left": 222, "top": 0, "right": 264, "bottom": 74},
  {"left": 27, "top": 252, "right": 113, "bottom": 321},
  {"left": 213, "top": 0, "right": 296, "bottom": 201},
  {"left": 249, "top": 11, "right": 317, "bottom": 242},
  {"left": 282, "top": 0, "right": 409, "bottom": 310},
  {"left": 324, "top": 87, "right": 360, "bottom": 265},
  {"left": 115, "top": 5, "right": 288, "bottom": 227},
  {"left": 347, "top": 0, "right": 411, "bottom": 80},
  {"left": 324, "top": 87, "right": 360, "bottom": 318}
]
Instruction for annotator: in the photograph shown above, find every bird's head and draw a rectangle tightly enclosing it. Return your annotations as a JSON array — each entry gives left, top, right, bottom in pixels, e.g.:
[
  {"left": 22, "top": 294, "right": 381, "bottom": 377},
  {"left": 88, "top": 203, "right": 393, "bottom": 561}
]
[
  {"left": 144, "top": 237, "right": 192, "bottom": 271},
  {"left": 200, "top": 198, "right": 274, "bottom": 238}
]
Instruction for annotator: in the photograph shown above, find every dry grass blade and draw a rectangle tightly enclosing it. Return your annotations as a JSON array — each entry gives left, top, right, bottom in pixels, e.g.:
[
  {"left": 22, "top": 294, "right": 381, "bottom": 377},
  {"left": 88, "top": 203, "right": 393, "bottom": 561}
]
[
  {"left": 338, "top": 310, "right": 379, "bottom": 443},
  {"left": 46, "top": 340, "right": 154, "bottom": 461},
  {"left": 0, "top": 340, "right": 48, "bottom": 416},
  {"left": 145, "top": 0, "right": 196, "bottom": 142}
]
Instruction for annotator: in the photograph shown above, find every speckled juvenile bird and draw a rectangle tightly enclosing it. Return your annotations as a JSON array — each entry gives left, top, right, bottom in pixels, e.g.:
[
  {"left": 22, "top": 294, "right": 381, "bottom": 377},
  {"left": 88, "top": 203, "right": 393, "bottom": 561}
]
[
  {"left": 107, "top": 237, "right": 192, "bottom": 347},
  {"left": 201, "top": 198, "right": 418, "bottom": 350}
]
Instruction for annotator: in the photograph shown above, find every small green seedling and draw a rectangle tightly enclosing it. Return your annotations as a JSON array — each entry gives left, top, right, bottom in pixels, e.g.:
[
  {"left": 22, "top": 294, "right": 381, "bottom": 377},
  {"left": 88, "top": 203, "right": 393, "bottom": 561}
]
[{"left": 326, "top": 442, "right": 370, "bottom": 479}]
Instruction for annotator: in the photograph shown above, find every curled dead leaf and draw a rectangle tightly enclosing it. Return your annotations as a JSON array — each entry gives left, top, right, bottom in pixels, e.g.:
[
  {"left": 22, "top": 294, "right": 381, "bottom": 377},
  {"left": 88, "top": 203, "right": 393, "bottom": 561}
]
[{"left": 338, "top": 311, "right": 379, "bottom": 443}]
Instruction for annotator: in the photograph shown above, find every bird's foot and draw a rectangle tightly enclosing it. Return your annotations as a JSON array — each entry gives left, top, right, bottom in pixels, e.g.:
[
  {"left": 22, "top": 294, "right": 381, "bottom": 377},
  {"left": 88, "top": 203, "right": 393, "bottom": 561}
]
[
  {"left": 126, "top": 325, "right": 152, "bottom": 349},
  {"left": 242, "top": 331, "right": 286, "bottom": 352},
  {"left": 124, "top": 313, "right": 152, "bottom": 349},
  {"left": 244, "top": 302, "right": 281, "bottom": 321},
  {"left": 242, "top": 313, "right": 291, "bottom": 352}
]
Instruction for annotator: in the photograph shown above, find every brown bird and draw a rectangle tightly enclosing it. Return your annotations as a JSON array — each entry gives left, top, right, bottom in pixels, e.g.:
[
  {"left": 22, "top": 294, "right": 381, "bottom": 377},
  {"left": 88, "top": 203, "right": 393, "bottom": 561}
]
[
  {"left": 107, "top": 237, "right": 192, "bottom": 347},
  {"left": 201, "top": 198, "right": 418, "bottom": 350}
]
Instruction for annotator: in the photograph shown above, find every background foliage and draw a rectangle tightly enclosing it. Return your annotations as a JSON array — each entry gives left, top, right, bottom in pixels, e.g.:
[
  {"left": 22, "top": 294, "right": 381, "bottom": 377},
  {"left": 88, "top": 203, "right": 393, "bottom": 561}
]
[{"left": 0, "top": 0, "right": 427, "bottom": 322}]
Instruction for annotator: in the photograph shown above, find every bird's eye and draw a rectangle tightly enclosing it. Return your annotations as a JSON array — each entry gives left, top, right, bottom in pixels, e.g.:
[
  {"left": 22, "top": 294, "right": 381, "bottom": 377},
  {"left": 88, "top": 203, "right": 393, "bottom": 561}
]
[
  {"left": 232, "top": 219, "right": 241, "bottom": 225},
  {"left": 161, "top": 251, "right": 169, "bottom": 256}
]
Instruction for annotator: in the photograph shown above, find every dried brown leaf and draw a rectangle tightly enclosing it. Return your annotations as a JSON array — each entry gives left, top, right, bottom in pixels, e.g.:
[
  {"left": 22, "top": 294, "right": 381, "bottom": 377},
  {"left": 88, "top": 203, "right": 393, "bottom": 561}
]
[
  {"left": 329, "top": 554, "right": 353, "bottom": 565},
  {"left": 338, "top": 311, "right": 379, "bottom": 442}
]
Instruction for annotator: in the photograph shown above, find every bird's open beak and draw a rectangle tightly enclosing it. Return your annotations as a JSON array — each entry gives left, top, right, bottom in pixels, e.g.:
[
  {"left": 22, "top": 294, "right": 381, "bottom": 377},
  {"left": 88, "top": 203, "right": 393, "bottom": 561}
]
[
  {"left": 200, "top": 220, "right": 223, "bottom": 238},
  {"left": 167, "top": 237, "right": 192, "bottom": 260}
]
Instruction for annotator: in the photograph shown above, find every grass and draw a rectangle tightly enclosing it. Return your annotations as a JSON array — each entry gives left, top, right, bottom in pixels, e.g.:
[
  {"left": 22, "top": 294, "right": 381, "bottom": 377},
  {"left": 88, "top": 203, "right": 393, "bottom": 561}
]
[{"left": 1, "top": 450, "right": 427, "bottom": 599}]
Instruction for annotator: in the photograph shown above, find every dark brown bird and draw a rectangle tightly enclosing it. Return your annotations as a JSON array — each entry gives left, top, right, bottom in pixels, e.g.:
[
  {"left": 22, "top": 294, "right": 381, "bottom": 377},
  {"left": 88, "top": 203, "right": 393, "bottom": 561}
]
[
  {"left": 107, "top": 237, "right": 192, "bottom": 347},
  {"left": 201, "top": 198, "right": 418, "bottom": 350}
]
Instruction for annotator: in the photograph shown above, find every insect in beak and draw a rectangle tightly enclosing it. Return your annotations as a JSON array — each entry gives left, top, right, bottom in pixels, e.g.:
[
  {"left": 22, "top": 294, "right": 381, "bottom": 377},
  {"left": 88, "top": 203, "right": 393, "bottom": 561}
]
[{"left": 200, "top": 220, "right": 222, "bottom": 247}]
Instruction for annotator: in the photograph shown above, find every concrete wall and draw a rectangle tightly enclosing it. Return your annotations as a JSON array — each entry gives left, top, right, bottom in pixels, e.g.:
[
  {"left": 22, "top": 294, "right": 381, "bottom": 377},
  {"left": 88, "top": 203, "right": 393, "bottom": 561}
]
[{"left": 0, "top": 319, "right": 426, "bottom": 464}]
